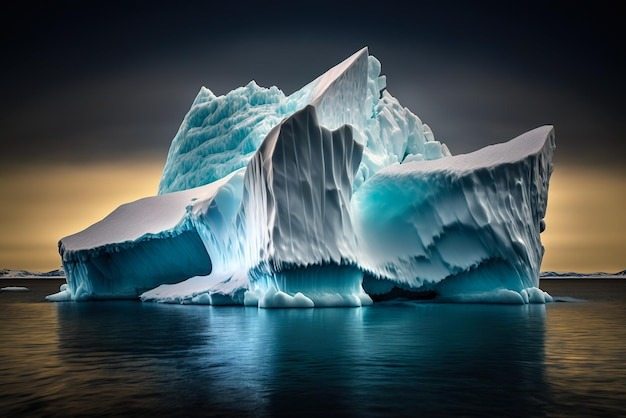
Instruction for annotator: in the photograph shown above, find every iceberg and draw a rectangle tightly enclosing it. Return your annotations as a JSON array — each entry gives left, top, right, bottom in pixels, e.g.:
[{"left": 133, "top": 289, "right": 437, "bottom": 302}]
[{"left": 54, "top": 47, "right": 555, "bottom": 306}]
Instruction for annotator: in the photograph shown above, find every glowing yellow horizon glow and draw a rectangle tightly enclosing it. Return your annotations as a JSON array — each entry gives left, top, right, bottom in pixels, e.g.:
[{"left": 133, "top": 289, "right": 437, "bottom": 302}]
[
  {"left": 0, "top": 159, "right": 164, "bottom": 271},
  {"left": 0, "top": 160, "right": 623, "bottom": 273},
  {"left": 541, "top": 165, "right": 625, "bottom": 273}
]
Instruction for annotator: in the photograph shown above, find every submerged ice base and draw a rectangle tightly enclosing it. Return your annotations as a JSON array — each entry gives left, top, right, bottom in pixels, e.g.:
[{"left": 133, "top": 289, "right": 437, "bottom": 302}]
[
  {"left": 53, "top": 47, "right": 555, "bottom": 307},
  {"left": 248, "top": 264, "right": 372, "bottom": 308}
]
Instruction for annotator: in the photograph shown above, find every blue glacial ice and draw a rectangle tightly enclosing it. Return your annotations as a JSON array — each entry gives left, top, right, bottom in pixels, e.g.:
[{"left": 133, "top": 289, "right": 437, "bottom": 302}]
[
  {"left": 49, "top": 47, "right": 555, "bottom": 306},
  {"left": 353, "top": 126, "right": 555, "bottom": 304},
  {"left": 158, "top": 48, "right": 447, "bottom": 194}
]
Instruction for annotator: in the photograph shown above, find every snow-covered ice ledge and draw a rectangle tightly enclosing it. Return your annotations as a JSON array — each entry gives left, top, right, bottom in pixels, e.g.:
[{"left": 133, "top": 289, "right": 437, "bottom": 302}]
[
  {"left": 52, "top": 47, "right": 555, "bottom": 307},
  {"left": 356, "top": 126, "right": 556, "bottom": 304}
]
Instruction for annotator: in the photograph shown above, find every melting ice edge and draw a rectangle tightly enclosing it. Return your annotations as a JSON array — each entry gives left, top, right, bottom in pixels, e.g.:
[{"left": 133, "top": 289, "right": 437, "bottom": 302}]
[{"left": 49, "top": 47, "right": 555, "bottom": 307}]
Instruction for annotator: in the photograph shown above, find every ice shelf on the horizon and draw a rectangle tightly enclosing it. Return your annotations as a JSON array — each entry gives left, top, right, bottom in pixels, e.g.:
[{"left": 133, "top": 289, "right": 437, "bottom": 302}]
[{"left": 50, "top": 47, "right": 555, "bottom": 306}]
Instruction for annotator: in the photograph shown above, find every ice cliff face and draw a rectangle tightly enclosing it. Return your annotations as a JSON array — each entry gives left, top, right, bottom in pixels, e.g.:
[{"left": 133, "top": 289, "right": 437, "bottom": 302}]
[
  {"left": 354, "top": 126, "right": 555, "bottom": 304},
  {"left": 57, "top": 172, "right": 243, "bottom": 299},
  {"left": 242, "top": 105, "right": 362, "bottom": 270},
  {"left": 51, "top": 47, "right": 555, "bottom": 306},
  {"left": 241, "top": 105, "right": 371, "bottom": 307}
]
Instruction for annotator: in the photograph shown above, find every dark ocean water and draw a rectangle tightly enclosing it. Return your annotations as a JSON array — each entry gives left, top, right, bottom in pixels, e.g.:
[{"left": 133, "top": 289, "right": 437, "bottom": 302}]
[{"left": 1, "top": 279, "right": 625, "bottom": 417}]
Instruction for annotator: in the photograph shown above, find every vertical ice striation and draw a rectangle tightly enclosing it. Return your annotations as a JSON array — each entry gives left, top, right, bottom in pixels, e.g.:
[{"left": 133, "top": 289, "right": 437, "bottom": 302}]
[
  {"left": 300, "top": 47, "right": 369, "bottom": 131},
  {"left": 241, "top": 105, "right": 371, "bottom": 307}
]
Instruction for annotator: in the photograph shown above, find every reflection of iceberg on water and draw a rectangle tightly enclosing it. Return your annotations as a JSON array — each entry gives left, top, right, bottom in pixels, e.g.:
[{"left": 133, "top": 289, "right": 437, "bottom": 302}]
[{"left": 48, "top": 47, "right": 555, "bottom": 307}]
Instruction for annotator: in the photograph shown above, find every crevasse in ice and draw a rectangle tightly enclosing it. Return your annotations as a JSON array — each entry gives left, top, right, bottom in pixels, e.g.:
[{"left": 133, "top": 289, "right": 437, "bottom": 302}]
[{"left": 49, "top": 47, "right": 554, "bottom": 306}]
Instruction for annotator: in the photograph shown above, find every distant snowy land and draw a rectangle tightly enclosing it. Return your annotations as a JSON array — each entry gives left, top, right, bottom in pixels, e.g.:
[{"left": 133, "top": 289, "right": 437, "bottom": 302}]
[
  {"left": 2, "top": 266, "right": 625, "bottom": 280},
  {"left": 540, "top": 270, "right": 626, "bottom": 279},
  {"left": 0, "top": 268, "right": 65, "bottom": 279},
  {"left": 1, "top": 267, "right": 624, "bottom": 280}
]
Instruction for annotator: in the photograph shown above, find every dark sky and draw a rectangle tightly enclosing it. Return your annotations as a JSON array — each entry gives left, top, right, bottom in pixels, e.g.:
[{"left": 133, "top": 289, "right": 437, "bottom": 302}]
[{"left": 1, "top": 0, "right": 624, "bottom": 169}]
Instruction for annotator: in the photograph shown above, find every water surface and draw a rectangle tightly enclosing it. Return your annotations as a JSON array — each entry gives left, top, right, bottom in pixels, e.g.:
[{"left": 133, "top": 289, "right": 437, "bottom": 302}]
[{"left": 1, "top": 279, "right": 624, "bottom": 417}]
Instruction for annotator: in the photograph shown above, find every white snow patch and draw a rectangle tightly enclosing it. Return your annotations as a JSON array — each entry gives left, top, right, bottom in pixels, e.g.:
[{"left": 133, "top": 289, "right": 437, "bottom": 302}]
[
  {"left": 387, "top": 126, "right": 553, "bottom": 175},
  {"left": 1, "top": 286, "right": 29, "bottom": 292},
  {"left": 140, "top": 271, "right": 247, "bottom": 305},
  {"left": 259, "top": 289, "right": 315, "bottom": 308},
  {"left": 46, "top": 283, "right": 71, "bottom": 301},
  {"left": 61, "top": 172, "right": 237, "bottom": 252}
]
